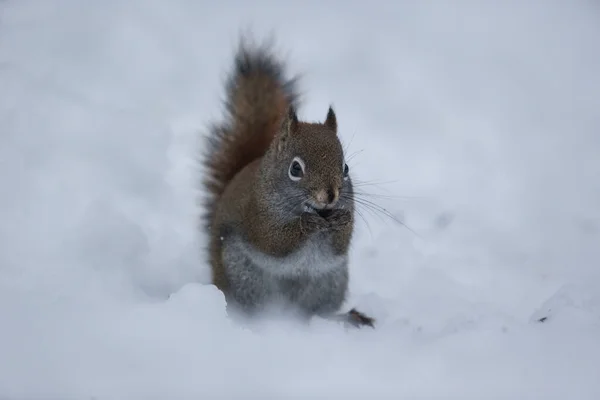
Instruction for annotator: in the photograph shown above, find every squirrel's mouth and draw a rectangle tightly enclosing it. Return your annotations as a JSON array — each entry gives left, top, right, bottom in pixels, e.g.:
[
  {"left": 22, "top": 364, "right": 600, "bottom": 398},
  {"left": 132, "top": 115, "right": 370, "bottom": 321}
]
[
  {"left": 315, "top": 208, "right": 333, "bottom": 218},
  {"left": 304, "top": 202, "right": 334, "bottom": 218}
]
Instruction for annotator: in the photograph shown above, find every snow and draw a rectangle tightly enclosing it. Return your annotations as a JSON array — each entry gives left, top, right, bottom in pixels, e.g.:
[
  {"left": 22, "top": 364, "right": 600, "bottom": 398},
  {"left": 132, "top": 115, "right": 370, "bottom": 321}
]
[{"left": 1, "top": 0, "right": 600, "bottom": 398}]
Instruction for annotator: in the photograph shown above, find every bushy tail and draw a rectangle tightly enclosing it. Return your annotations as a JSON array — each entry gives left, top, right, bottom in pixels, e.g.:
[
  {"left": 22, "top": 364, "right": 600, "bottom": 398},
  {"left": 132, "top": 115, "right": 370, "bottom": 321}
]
[{"left": 200, "top": 37, "right": 299, "bottom": 231}]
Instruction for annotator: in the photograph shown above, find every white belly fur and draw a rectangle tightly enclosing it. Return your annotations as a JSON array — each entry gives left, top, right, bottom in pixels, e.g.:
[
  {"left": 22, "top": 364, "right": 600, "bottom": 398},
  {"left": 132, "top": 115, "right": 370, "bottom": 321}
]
[{"left": 234, "top": 234, "right": 347, "bottom": 278}]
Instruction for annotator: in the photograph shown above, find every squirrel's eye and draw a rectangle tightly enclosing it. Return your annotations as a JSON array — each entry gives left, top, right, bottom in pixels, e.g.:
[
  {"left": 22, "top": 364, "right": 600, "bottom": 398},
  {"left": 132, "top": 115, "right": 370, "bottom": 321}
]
[
  {"left": 289, "top": 157, "right": 305, "bottom": 181},
  {"left": 343, "top": 163, "right": 349, "bottom": 179}
]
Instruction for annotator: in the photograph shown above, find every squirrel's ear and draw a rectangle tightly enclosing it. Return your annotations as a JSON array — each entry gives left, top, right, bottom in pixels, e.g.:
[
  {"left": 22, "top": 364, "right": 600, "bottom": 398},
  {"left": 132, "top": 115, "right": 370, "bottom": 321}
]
[
  {"left": 324, "top": 106, "right": 337, "bottom": 133},
  {"left": 284, "top": 105, "right": 299, "bottom": 134},
  {"left": 276, "top": 105, "right": 298, "bottom": 153}
]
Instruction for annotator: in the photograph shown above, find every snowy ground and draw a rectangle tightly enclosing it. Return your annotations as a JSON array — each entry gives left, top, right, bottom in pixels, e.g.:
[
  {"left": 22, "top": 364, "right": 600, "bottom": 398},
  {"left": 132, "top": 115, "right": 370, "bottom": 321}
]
[{"left": 1, "top": 0, "right": 600, "bottom": 398}]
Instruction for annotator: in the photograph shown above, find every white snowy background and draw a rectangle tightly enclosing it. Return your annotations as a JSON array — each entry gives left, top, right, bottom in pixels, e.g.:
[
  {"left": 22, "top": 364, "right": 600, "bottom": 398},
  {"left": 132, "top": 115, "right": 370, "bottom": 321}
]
[{"left": 1, "top": 0, "right": 599, "bottom": 398}]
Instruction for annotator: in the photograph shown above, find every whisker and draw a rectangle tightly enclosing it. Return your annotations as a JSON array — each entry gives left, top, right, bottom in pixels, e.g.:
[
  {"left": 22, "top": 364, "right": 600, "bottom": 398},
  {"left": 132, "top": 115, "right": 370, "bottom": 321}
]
[
  {"left": 354, "top": 200, "right": 388, "bottom": 225},
  {"left": 351, "top": 191, "right": 427, "bottom": 201},
  {"left": 350, "top": 196, "right": 399, "bottom": 220},
  {"left": 341, "top": 130, "right": 358, "bottom": 155},
  {"left": 342, "top": 194, "right": 421, "bottom": 238},
  {"left": 346, "top": 149, "right": 364, "bottom": 163},
  {"left": 351, "top": 178, "right": 403, "bottom": 189},
  {"left": 353, "top": 207, "right": 373, "bottom": 238}
]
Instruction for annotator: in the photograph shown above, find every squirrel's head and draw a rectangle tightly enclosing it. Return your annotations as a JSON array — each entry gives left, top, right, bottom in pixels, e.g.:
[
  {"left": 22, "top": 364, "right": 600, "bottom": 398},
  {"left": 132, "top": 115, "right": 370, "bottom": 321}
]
[{"left": 264, "top": 105, "right": 353, "bottom": 218}]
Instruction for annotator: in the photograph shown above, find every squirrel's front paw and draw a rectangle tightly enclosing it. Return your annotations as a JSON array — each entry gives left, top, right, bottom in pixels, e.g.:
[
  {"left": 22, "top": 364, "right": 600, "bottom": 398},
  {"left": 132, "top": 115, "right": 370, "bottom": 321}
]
[
  {"left": 300, "top": 212, "right": 330, "bottom": 234},
  {"left": 325, "top": 209, "right": 352, "bottom": 230}
]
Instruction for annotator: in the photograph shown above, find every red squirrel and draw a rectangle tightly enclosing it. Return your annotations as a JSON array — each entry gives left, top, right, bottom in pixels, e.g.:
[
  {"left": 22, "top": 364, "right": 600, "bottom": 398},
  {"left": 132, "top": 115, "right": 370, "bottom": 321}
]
[{"left": 200, "top": 37, "right": 374, "bottom": 328}]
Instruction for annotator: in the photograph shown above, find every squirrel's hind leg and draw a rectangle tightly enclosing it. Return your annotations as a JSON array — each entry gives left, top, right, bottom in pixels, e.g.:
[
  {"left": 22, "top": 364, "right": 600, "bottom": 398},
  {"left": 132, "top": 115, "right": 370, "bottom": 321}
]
[
  {"left": 326, "top": 308, "right": 375, "bottom": 329},
  {"left": 345, "top": 308, "right": 376, "bottom": 328}
]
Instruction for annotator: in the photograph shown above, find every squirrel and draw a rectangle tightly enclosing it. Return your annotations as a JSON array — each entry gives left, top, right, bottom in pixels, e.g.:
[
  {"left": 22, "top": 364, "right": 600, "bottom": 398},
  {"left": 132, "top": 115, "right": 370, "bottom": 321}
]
[{"left": 200, "top": 36, "right": 375, "bottom": 328}]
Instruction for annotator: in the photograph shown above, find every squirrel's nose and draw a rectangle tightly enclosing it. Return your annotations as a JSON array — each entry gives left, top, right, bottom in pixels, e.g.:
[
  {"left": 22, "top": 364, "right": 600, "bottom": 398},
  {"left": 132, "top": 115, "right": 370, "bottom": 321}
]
[{"left": 315, "top": 188, "right": 339, "bottom": 206}]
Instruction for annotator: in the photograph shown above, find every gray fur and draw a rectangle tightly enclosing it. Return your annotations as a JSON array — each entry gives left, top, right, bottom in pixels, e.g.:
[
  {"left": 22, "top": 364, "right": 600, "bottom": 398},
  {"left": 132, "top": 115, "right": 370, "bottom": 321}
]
[{"left": 222, "top": 231, "right": 349, "bottom": 317}]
